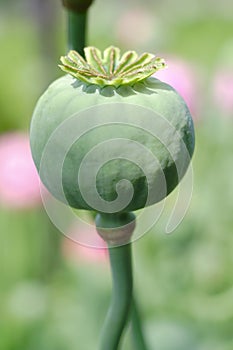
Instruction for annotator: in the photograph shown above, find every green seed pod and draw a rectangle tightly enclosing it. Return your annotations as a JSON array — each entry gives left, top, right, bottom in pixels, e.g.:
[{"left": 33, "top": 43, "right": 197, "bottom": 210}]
[{"left": 30, "top": 46, "right": 195, "bottom": 213}]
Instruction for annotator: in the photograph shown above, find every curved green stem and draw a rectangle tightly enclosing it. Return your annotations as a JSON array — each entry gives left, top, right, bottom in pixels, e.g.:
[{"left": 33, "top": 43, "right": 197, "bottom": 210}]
[
  {"left": 95, "top": 212, "right": 135, "bottom": 350},
  {"left": 99, "top": 243, "right": 133, "bottom": 350},
  {"left": 131, "top": 297, "right": 149, "bottom": 350},
  {"left": 96, "top": 212, "right": 149, "bottom": 349}
]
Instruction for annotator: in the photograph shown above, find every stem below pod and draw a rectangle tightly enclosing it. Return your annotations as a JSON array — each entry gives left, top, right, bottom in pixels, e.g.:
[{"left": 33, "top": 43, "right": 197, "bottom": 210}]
[
  {"left": 101, "top": 243, "right": 133, "bottom": 350},
  {"left": 131, "top": 297, "right": 149, "bottom": 350},
  {"left": 95, "top": 212, "right": 135, "bottom": 350}
]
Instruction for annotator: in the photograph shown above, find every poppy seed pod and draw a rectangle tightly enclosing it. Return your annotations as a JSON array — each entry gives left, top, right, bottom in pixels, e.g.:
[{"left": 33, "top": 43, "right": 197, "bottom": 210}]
[{"left": 30, "top": 46, "right": 195, "bottom": 214}]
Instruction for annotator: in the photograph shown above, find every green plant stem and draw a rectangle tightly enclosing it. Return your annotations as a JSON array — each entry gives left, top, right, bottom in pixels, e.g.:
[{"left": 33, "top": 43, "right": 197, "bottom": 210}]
[
  {"left": 131, "top": 297, "right": 149, "bottom": 350},
  {"left": 96, "top": 212, "right": 149, "bottom": 349},
  {"left": 67, "top": 10, "right": 87, "bottom": 56},
  {"left": 99, "top": 243, "right": 133, "bottom": 350}
]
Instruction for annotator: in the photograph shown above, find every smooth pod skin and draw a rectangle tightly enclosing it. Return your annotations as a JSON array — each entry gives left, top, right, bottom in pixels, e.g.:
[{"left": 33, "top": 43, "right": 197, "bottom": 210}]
[{"left": 30, "top": 75, "right": 195, "bottom": 212}]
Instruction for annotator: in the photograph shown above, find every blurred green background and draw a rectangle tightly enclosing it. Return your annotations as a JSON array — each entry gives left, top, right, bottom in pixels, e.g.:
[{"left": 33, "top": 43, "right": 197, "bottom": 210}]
[{"left": 0, "top": 0, "right": 233, "bottom": 349}]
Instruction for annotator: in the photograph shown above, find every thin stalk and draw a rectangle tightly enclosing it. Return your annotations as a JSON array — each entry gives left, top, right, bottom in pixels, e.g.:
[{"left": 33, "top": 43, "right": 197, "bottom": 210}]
[
  {"left": 95, "top": 212, "right": 136, "bottom": 350},
  {"left": 99, "top": 243, "right": 133, "bottom": 350},
  {"left": 131, "top": 297, "right": 149, "bottom": 350},
  {"left": 96, "top": 211, "right": 149, "bottom": 349}
]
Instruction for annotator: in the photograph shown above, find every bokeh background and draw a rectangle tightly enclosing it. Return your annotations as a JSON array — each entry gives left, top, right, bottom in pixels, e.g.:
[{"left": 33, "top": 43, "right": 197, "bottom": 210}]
[{"left": 0, "top": 0, "right": 233, "bottom": 349}]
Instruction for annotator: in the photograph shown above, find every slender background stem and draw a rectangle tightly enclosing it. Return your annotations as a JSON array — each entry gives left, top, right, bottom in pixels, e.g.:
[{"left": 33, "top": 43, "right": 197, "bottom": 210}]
[
  {"left": 67, "top": 11, "right": 87, "bottom": 56},
  {"left": 62, "top": 0, "right": 93, "bottom": 57}
]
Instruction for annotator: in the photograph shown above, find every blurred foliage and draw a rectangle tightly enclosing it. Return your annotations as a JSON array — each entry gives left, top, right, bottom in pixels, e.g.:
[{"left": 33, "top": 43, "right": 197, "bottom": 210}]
[{"left": 0, "top": 0, "right": 233, "bottom": 349}]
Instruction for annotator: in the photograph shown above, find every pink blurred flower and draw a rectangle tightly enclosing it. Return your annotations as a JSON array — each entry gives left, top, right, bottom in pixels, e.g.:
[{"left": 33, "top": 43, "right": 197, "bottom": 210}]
[
  {"left": 62, "top": 223, "right": 108, "bottom": 264},
  {"left": 154, "top": 57, "right": 199, "bottom": 118},
  {"left": 213, "top": 69, "right": 233, "bottom": 117},
  {"left": 0, "top": 132, "right": 42, "bottom": 209},
  {"left": 116, "top": 7, "right": 155, "bottom": 47}
]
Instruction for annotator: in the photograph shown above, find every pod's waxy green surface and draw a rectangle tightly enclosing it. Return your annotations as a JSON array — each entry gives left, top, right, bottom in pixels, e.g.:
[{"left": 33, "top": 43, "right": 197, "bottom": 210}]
[{"left": 30, "top": 47, "right": 195, "bottom": 212}]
